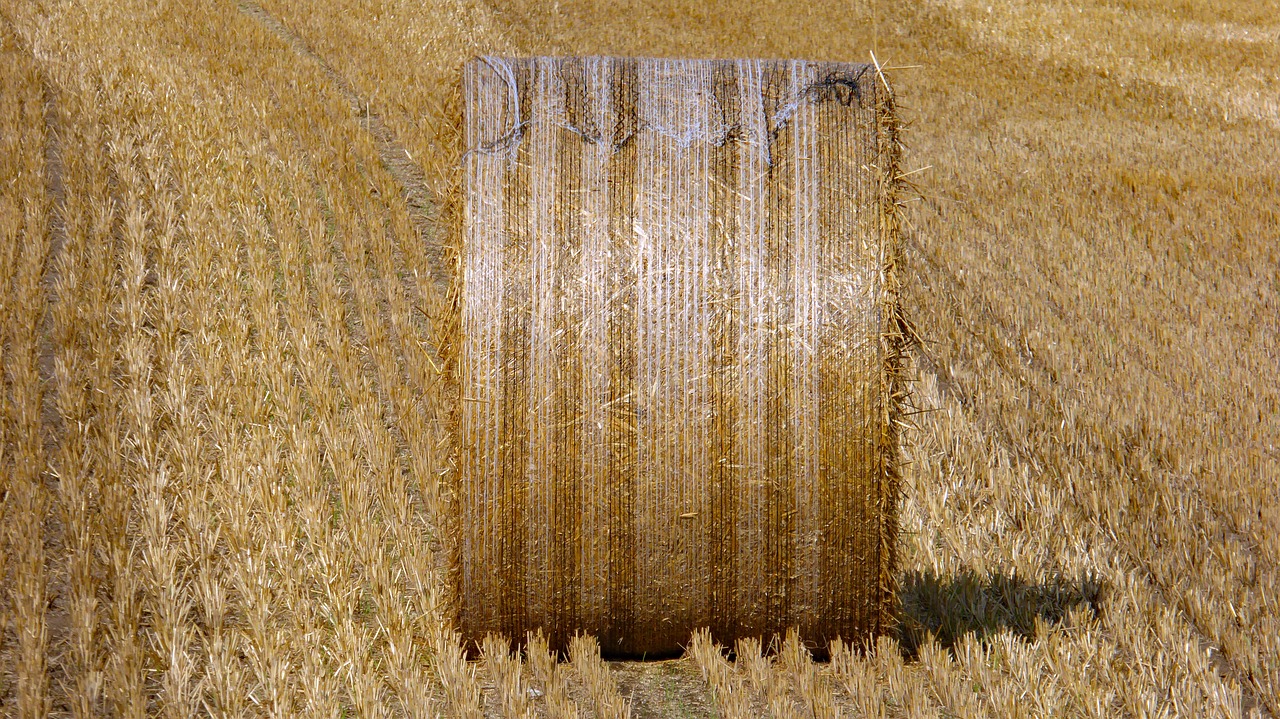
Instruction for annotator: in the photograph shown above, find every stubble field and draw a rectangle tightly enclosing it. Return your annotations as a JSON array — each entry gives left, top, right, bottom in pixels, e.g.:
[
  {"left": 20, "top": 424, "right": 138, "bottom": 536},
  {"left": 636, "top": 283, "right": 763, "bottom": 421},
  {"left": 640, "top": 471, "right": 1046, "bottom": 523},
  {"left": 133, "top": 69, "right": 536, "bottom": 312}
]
[{"left": 1, "top": 0, "right": 1277, "bottom": 716}]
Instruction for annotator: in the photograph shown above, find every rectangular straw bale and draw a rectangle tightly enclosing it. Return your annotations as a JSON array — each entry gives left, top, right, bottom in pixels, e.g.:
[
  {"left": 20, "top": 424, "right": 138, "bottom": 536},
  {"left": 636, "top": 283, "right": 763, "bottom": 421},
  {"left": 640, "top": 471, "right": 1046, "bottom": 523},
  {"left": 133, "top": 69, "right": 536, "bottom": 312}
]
[{"left": 457, "top": 56, "right": 905, "bottom": 656}]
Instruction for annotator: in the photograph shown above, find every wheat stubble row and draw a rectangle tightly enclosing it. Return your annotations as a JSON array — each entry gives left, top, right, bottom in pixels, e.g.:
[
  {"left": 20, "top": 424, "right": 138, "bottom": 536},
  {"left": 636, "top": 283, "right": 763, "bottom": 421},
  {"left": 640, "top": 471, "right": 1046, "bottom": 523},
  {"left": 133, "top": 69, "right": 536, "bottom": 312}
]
[{"left": 0, "top": 20, "right": 52, "bottom": 718}]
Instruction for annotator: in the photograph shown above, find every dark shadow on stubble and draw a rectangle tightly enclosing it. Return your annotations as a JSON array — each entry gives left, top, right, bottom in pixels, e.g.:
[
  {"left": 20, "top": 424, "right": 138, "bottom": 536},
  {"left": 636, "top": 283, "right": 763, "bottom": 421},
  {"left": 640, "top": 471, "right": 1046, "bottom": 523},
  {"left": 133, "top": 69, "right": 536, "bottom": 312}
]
[{"left": 895, "top": 568, "right": 1105, "bottom": 660}]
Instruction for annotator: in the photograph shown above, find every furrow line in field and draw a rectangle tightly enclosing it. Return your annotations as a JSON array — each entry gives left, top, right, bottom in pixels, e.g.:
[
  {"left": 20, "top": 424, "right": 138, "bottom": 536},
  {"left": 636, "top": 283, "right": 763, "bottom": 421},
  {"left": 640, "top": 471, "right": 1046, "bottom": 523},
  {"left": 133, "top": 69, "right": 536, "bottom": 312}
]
[
  {"left": 255, "top": 67, "right": 463, "bottom": 709},
  {"left": 240, "top": 0, "right": 451, "bottom": 293},
  {"left": 246, "top": 0, "right": 459, "bottom": 611},
  {"left": 240, "top": 6, "right": 516, "bottom": 713}
]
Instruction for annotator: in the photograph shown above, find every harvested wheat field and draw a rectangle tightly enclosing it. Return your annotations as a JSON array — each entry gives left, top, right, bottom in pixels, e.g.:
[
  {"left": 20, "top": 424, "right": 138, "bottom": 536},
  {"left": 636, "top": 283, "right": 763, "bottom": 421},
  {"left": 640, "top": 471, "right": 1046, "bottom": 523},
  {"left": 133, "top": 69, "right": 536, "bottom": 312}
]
[{"left": 0, "top": 0, "right": 1277, "bottom": 716}]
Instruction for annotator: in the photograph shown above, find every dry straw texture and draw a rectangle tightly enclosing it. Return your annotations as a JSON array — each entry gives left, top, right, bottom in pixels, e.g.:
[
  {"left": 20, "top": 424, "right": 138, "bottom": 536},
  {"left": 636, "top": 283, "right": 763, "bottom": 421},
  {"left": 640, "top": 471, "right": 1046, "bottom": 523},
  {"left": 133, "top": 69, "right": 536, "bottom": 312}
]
[{"left": 457, "top": 56, "right": 907, "bottom": 655}]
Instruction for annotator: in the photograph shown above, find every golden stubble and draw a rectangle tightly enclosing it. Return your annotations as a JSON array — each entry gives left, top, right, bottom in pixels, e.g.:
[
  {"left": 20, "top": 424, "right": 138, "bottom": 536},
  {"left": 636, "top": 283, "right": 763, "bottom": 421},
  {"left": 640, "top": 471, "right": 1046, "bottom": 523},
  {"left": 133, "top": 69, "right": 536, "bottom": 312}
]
[{"left": 0, "top": 21, "right": 52, "bottom": 719}]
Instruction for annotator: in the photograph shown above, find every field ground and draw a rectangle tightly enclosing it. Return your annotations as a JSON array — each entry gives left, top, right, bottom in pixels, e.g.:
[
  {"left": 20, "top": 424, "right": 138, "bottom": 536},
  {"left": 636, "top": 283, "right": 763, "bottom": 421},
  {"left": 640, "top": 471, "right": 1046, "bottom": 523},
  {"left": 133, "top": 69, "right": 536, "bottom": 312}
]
[{"left": 1, "top": 0, "right": 1278, "bottom": 716}]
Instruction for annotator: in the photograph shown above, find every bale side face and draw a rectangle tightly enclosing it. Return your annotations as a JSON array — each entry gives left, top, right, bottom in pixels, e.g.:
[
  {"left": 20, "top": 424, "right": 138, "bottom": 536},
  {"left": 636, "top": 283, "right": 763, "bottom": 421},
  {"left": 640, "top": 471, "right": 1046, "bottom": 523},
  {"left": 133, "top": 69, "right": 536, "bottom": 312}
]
[{"left": 458, "top": 56, "right": 901, "bottom": 656}]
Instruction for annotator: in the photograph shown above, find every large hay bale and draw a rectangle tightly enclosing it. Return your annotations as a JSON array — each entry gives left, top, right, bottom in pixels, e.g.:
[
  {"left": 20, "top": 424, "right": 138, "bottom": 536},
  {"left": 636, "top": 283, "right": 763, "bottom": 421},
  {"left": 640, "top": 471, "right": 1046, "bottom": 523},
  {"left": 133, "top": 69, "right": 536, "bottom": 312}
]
[{"left": 456, "top": 56, "right": 905, "bottom": 656}]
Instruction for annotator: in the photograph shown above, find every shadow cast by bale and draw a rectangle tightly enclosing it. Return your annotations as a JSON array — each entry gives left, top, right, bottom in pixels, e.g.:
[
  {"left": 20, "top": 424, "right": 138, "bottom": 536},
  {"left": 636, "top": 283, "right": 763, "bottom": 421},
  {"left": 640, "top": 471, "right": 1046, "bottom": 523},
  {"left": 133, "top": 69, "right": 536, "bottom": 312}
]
[{"left": 896, "top": 568, "right": 1105, "bottom": 659}]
